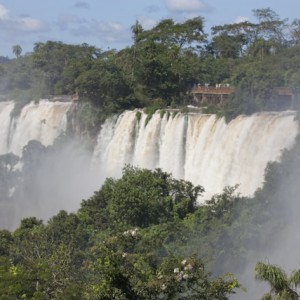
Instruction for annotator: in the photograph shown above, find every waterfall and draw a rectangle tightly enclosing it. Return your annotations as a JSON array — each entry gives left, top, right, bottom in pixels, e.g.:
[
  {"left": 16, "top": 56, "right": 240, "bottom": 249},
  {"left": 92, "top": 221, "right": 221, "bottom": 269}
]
[
  {"left": 0, "top": 99, "right": 99, "bottom": 229},
  {"left": 0, "top": 101, "right": 295, "bottom": 200},
  {"left": 0, "top": 102, "right": 298, "bottom": 228},
  {"left": 0, "top": 101, "right": 15, "bottom": 154},
  {"left": 0, "top": 100, "right": 71, "bottom": 155},
  {"left": 92, "top": 110, "right": 298, "bottom": 200}
]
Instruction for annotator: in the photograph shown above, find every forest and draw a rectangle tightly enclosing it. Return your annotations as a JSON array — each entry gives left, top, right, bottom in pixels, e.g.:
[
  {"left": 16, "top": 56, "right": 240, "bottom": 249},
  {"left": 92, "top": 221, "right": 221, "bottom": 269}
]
[
  {"left": 1, "top": 7, "right": 300, "bottom": 299},
  {"left": 2, "top": 8, "right": 300, "bottom": 127}
]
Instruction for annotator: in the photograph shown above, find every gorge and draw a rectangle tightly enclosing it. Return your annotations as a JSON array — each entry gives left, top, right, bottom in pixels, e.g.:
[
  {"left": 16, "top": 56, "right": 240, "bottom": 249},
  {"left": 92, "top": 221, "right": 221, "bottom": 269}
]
[{"left": 0, "top": 100, "right": 298, "bottom": 229}]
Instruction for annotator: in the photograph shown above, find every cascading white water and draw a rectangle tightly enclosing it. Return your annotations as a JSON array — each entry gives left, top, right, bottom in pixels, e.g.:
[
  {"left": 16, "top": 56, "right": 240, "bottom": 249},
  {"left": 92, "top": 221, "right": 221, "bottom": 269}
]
[
  {"left": 0, "top": 101, "right": 298, "bottom": 228},
  {"left": 92, "top": 110, "right": 298, "bottom": 200},
  {"left": 0, "top": 99, "right": 87, "bottom": 229},
  {"left": 0, "top": 100, "right": 72, "bottom": 155},
  {"left": 1, "top": 101, "right": 295, "bottom": 200},
  {"left": 0, "top": 101, "right": 15, "bottom": 154}
]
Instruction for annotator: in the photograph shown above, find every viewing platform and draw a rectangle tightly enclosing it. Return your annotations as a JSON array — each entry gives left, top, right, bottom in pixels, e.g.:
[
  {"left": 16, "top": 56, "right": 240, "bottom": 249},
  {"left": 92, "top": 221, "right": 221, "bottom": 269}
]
[
  {"left": 191, "top": 86, "right": 234, "bottom": 95},
  {"left": 191, "top": 85, "right": 294, "bottom": 109},
  {"left": 191, "top": 85, "right": 233, "bottom": 106}
]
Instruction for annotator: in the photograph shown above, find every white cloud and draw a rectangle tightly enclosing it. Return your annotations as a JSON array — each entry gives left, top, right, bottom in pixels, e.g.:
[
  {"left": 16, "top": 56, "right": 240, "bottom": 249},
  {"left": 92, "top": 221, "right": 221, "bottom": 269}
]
[
  {"left": 234, "top": 16, "right": 249, "bottom": 24},
  {"left": 70, "top": 20, "right": 130, "bottom": 45},
  {"left": 165, "top": 0, "right": 207, "bottom": 12},
  {"left": 139, "top": 17, "right": 157, "bottom": 30},
  {"left": 0, "top": 4, "right": 46, "bottom": 33},
  {"left": 15, "top": 17, "right": 45, "bottom": 31},
  {"left": 57, "top": 14, "right": 86, "bottom": 31},
  {"left": 92, "top": 21, "right": 128, "bottom": 43},
  {"left": 0, "top": 4, "right": 9, "bottom": 19}
]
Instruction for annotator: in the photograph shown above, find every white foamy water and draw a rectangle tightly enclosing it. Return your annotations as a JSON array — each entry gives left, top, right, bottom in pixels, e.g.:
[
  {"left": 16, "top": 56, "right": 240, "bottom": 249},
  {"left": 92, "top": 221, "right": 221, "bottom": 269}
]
[
  {"left": 0, "top": 101, "right": 15, "bottom": 154},
  {"left": 1, "top": 102, "right": 295, "bottom": 200},
  {"left": 92, "top": 110, "right": 298, "bottom": 200},
  {"left": 0, "top": 100, "right": 71, "bottom": 155}
]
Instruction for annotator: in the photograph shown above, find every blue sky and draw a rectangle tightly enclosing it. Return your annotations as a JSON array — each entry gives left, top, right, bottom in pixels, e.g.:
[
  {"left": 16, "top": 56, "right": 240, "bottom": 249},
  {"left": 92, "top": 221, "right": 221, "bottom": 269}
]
[{"left": 1, "top": 0, "right": 300, "bottom": 57}]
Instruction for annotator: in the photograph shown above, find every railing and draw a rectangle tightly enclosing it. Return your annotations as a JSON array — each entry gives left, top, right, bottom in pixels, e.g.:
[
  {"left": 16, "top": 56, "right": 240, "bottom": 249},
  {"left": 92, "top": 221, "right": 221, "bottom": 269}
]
[
  {"left": 276, "top": 88, "right": 293, "bottom": 96},
  {"left": 191, "top": 87, "right": 234, "bottom": 95},
  {"left": 191, "top": 86, "right": 293, "bottom": 97}
]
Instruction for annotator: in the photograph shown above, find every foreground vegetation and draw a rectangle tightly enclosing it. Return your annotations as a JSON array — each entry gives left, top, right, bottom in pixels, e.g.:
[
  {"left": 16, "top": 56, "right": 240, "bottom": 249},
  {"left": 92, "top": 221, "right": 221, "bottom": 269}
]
[
  {"left": 0, "top": 164, "right": 242, "bottom": 299},
  {"left": 1, "top": 124, "right": 300, "bottom": 298}
]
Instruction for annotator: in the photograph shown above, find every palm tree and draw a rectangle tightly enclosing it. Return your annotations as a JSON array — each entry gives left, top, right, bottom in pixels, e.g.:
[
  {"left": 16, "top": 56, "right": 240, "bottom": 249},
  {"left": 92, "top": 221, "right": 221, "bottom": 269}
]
[
  {"left": 255, "top": 261, "right": 300, "bottom": 299},
  {"left": 12, "top": 44, "right": 22, "bottom": 58},
  {"left": 131, "top": 20, "right": 143, "bottom": 44}
]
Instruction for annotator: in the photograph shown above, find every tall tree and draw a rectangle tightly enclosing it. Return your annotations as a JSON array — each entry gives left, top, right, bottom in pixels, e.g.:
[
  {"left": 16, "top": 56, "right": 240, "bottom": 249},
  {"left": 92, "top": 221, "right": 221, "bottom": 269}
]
[
  {"left": 290, "top": 19, "right": 300, "bottom": 45},
  {"left": 211, "top": 22, "right": 255, "bottom": 57},
  {"left": 129, "top": 17, "right": 206, "bottom": 103},
  {"left": 12, "top": 44, "right": 22, "bottom": 58},
  {"left": 249, "top": 8, "right": 288, "bottom": 58}
]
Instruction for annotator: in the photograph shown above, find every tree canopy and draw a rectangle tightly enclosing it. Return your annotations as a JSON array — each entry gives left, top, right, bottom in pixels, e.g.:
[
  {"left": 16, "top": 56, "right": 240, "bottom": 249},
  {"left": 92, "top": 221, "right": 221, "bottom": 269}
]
[{"left": 1, "top": 8, "right": 299, "bottom": 124}]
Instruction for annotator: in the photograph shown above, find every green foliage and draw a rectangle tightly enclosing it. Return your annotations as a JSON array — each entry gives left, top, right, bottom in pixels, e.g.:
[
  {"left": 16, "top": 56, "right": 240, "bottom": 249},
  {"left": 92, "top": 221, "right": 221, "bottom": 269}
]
[
  {"left": 222, "top": 50, "right": 290, "bottom": 121},
  {"left": 12, "top": 45, "right": 22, "bottom": 58},
  {"left": 144, "top": 106, "right": 158, "bottom": 127},
  {"left": 80, "top": 166, "right": 203, "bottom": 230},
  {"left": 0, "top": 230, "right": 13, "bottom": 256},
  {"left": 143, "top": 99, "right": 169, "bottom": 125},
  {"left": 126, "top": 17, "right": 206, "bottom": 105},
  {"left": 76, "top": 51, "right": 132, "bottom": 109},
  {"left": 0, "top": 162, "right": 246, "bottom": 299},
  {"left": 10, "top": 93, "right": 33, "bottom": 118},
  {"left": 135, "top": 110, "right": 142, "bottom": 122},
  {"left": 180, "top": 106, "right": 189, "bottom": 114},
  {"left": 172, "top": 110, "right": 179, "bottom": 118},
  {"left": 1, "top": 9, "right": 299, "bottom": 126},
  {"left": 84, "top": 228, "right": 239, "bottom": 300},
  {"left": 255, "top": 262, "right": 300, "bottom": 299},
  {"left": 211, "top": 33, "right": 243, "bottom": 58},
  {"left": 160, "top": 109, "right": 166, "bottom": 118},
  {"left": 32, "top": 41, "right": 101, "bottom": 95}
]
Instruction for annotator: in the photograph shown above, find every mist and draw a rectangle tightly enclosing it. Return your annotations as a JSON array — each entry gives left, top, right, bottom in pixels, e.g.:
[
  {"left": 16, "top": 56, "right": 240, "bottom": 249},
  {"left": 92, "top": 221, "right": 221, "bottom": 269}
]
[
  {"left": 227, "top": 132, "right": 300, "bottom": 299},
  {"left": 0, "top": 137, "right": 102, "bottom": 230},
  {"left": 0, "top": 99, "right": 103, "bottom": 230}
]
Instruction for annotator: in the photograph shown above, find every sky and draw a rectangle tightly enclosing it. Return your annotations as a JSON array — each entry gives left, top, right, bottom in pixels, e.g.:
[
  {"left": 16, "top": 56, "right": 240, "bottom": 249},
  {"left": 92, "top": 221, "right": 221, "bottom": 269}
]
[{"left": 1, "top": 0, "right": 300, "bottom": 57}]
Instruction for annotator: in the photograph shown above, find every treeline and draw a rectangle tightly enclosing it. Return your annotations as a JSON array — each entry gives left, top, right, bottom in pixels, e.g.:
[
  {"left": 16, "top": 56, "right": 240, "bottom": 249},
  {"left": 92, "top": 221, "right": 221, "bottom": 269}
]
[{"left": 1, "top": 8, "right": 300, "bottom": 125}]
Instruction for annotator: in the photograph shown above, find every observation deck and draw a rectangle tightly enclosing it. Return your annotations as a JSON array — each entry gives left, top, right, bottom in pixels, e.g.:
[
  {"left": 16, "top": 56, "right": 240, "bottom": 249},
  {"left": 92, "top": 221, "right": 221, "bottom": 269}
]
[
  {"left": 191, "top": 85, "right": 233, "bottom": 106},
  {"left": 191, "top": 86, "right": 234, "bottom": 95},
  {"left": 191, "top": 85, "right": 294, "bottom": 109}
]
